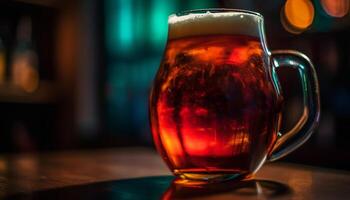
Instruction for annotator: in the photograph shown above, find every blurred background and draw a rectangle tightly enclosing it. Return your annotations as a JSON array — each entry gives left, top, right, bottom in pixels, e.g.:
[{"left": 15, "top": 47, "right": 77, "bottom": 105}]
[{"left": 0, "top": 0, "right": 349, "bottom": 170}]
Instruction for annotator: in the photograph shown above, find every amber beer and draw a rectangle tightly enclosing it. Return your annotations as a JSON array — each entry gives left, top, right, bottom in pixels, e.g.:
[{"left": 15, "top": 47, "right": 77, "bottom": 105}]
[
  {"left": 150, "top": 34, "right": 280, "bottom": 178},
  {"left": 150, "top": 11, "right": 283, "bottom": 180}
]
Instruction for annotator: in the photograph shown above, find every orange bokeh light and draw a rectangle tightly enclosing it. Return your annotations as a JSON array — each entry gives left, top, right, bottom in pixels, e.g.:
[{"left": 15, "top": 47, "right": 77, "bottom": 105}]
[
  {"left": 284, "top": 0, "right": 315, "bottom": 30},
  {"left": 12, "top": 51, "right": 39, "bottom": 93},
  {"left": 321, "top": 0, "right": 349, "bottom": 18}
]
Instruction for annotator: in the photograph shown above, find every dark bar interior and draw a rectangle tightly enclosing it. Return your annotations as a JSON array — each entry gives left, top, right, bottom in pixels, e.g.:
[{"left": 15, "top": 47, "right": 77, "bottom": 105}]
[{"left": 0, "top": 0, "right": 349, "bottom": 199}]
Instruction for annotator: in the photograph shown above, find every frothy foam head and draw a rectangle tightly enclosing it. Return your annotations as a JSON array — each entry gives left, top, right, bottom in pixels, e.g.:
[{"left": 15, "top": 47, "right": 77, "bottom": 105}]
[{"left": 168, "top": 10, "right": 263, "bottom": 39}]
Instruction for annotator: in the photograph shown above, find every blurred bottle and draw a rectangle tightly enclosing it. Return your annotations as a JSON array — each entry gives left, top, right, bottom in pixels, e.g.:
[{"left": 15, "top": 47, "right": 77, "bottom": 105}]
[
  {"left": 0, "top": 38, "right": 5, "bottom": 84},
  {"left": 11, "top": 16, "right": 39, "bottom": 93}
]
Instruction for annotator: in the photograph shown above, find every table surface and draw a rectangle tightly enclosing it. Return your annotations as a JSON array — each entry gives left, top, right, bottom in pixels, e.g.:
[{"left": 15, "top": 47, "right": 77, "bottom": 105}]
[{"left": 0, "top": 147, "right": 349, "bottom": 200}]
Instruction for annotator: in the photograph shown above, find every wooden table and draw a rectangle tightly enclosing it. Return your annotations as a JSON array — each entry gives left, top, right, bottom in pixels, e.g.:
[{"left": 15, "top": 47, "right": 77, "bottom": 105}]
[{"left": 0, "top": 148, "right": 349, "bottom": 199}]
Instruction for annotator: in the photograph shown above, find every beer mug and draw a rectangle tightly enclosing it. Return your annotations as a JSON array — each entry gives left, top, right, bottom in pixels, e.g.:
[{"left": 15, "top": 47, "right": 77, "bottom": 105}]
[{"left": 149, "top": 9, "right": 320, "bottom": 182}]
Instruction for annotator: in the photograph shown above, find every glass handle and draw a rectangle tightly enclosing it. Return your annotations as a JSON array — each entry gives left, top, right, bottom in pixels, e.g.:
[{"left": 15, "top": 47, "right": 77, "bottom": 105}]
[{"left": 269, "top": 50, "right": 321, "bottom": 161}]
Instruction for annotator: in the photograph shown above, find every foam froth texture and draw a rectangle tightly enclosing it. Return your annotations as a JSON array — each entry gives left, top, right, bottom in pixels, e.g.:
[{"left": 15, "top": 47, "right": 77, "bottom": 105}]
[{"left": 168, "top": 11, "right": 262, "bottom": 39}]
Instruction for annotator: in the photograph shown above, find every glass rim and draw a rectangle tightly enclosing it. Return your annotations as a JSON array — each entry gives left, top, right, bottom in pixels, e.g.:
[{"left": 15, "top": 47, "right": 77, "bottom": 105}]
[{"left": 172, "top": 8, "right": 263, "bottom": 19}]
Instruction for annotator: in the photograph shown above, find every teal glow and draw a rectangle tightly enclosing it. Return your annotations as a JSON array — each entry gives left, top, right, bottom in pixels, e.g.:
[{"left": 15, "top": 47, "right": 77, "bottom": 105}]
[
  {"left": 105, "top": 0, "right": 119, "bottom": 53},
  {"left": 110, "top": 177, "right": 173, "bottom": 199},
  {"left": 150, "top": 0, "right": 176, "bottom": 47},
  {"left": 189, "top": 0, "right": 215, "bottom": 9},
  {"left": 118, "top": 0, "right": 133, "bottom": 50},
  {"left": 106, "top": 58, "right": 159, "bottom": 133},
  {"left": 312, "top": 0, "right": 333, "bottom": 32},
  {"left": 105, "top": 0, "right": 133, "bottom": 53},
  {"left": 108, "top": 59, "right": 159, "bottom": 91},
  {"left": 135, "top": 0, "right": 145, "bottom": 44}
]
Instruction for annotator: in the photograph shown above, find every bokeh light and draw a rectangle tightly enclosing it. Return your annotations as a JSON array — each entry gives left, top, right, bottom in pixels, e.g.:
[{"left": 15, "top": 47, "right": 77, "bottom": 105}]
[
  {"left": 282, "top": 0, "right": 315, "bottom": 33},
  {"left": 321, "top": 0, "right": 350, "bottom": 18},
  {"left": 12, "top": 51, "right": 39, "bottom": 93}
]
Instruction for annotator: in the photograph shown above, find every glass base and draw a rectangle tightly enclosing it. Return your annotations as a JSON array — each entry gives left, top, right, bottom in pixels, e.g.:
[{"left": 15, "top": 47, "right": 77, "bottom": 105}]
[{"left": 174, "top": 170, "right": 252, "bottom": 184}]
